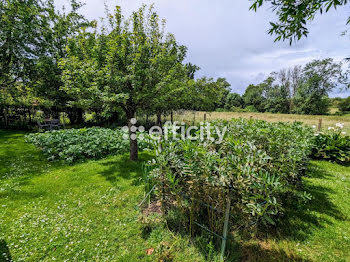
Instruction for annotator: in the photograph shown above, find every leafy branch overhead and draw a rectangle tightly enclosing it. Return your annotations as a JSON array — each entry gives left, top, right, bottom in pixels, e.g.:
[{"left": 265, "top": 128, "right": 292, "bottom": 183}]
[{"left": 249, "top": 0, "right": 349, "bottom": 44}]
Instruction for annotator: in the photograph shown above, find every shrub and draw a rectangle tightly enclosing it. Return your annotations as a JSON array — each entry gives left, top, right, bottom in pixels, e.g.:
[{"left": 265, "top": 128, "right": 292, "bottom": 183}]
[
  {"left": 26, "top": 127, "right": 150, "bottom": 163},
  {"left": 144, "top": 119, "right": 314, "bottom": 235},
  {"left": 312, "top": 124, "right": 350, "bottom": 163},
  {"left": 243, "top": 105, "right": 258, "bottom": 112},
  {"left": 339, "top": 97, "right": 350, "bottom": 114}
]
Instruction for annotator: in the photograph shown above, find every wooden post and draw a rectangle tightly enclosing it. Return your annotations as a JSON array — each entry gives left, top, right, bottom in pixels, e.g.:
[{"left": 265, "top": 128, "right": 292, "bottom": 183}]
[
  {"left": 204, "top": 113, "right": 207, "bottom": 122},
  {"left": 250, "top": 116, "right": 253, "bottom": 120},
  {"left": 318, "top": 119, "right": 322, "bottom": 132},
  {"left": 220, "top": 194, "right": 231, "bottom": 261}
]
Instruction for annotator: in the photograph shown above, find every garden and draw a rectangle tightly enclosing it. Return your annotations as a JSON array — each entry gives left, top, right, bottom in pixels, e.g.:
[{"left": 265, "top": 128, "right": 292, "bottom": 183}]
[
  {"left": 1, "top": 117, "right": 350, "bottom": 261},
  {"left": 1, "top": 0, "right": 350, "bottom": 261}
]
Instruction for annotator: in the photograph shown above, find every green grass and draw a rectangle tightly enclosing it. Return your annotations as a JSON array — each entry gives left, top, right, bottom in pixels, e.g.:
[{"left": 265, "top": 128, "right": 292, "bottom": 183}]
[
  {"left": 1, "top": 130, "right": 350, "bottom": 261},
  {"left": 0, "top": 131, "right": 205, "bottom": 261},
  {"left": 238, "top": 161, "right": 350, "bottom": 261}
]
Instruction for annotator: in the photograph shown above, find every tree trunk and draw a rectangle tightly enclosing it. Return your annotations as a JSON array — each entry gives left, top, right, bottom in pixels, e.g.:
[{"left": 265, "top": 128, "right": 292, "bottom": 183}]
[
  {"left": 51, "top": 107, "right": 60, "bottom": 119},
  {"left": 110, "top": 111, "right": 119, "bottom": 124},
  {"left": 127, "top": 111, "right": 138, "bottom": 161},
  {"left": 67, "top": 109, "right": 76, "bottom": 124},
  {"left": 156, "top": 112, "right": 162, "bottom": 126},
  {"left": 4, "top": 107, "right": 8, "bottom": 127},
  {"left": 171, "top": 111, "right": 174, "bottom": 123},
  {"left": 69, "top": 108, "right": 84, "bottom": 125},
  {"left": 27, "top": 108, "right": 32, "bottom": 124},
  {"left": 76, "top": 108, "right": 83, "bottom": 124}
]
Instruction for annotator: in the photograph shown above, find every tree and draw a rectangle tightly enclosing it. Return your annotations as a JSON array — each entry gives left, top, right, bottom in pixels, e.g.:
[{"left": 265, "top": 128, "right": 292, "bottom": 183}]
[
  {"left": 60, "top": 5, "right": 188, "bottom": 160},
  {"left": 293, "top": 58, "right": 345, "bottom": 114},
  {"left": 243, "top": 84, "right": 266, "bottom": 112},
  {"left": 0, "top": 0, "right": 90, "bottom": 125},
  {"left": 34, "top": 0, "right": 90, "bottom": 121},
  {"left": 293, "top": 84, "right": 331, "bottom": 115},
  {"left": 224, "top": 93, "right": 243, "bottom": 110},
  {"left": 262, "top": 75, "right": 290, "bottom": 113},
  {"left": 149, "top": 63, "right": 190, "bottom": 125},
  {"left": 339, "top": 96, "right": 350, "bottom": 114},
  {"left": 185, "top": 63, "right": 200, "bottom": 79},
  {"left": 189, "top": 77, "right": 231, "bottom": 111},
  {"left": 59, "top": 27, "right": 105, "bottom": 123},
  {"left": 0, "top": 0, "right": 48, "bottom": 90},
  {"left": 215, "top": 77, "right": 231, "bottom": 109},
  {"left": 244, "top": 59, "right": 347, "bottom": 115},
  {"left": 249, "top": 0, "right": 350, "bottom": 44}
]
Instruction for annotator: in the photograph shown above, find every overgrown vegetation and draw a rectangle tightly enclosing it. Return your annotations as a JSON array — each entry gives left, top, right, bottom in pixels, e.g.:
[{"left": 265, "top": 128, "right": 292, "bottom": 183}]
[
  {"left": 312, "top": 123, "right": 350, "bottom": 163},
  {"left": 144, "top": 119, "right": 314, "bottom": 238},
  {"left": 339, "top": 96, "right": 350, "bottom": 114},
  {"left": 25, "top": 128, "right": 131, "bottom": 163}
]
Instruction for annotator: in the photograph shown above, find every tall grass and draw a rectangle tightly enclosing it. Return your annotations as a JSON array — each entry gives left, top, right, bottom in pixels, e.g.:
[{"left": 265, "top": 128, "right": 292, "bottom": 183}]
[{"left": 157, "top": 111, "right": 350, "bottom": 133}]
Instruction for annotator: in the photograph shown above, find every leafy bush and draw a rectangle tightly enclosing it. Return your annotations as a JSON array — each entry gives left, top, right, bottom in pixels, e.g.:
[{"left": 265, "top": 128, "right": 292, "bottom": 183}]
[
  {"left": 339, "top": 97, "right": 350, "bottom": 114},
  {"left": 144, "top": 119, "right": 314, "bottom": 234},
  {"left": 312, "top": 124, "right": 350, "bottom": 163},
  {"left": 26, "top": 127, "right": 149, "bottom": 163},
  {"left": 243, "top": 105, "right": 258, "bottom": 112}
]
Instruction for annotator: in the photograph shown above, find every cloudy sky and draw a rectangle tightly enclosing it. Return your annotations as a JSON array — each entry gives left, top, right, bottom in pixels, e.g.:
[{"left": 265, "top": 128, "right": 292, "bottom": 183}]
[{"left": 56, "top": 0, "right": 350, "bottom": 97}]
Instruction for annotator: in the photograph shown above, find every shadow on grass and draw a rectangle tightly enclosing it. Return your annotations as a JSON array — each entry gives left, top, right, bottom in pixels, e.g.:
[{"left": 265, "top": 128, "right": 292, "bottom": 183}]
[
  {"left": 236, "top": 241, "right": 310, "bottom": 262},
  {"left": 153, "top": 219, "right": 310, "bottom": 262},
  {"left": 0, "top": 189, "right": 46, "bottom": 201},
  {"left": 98, "top": 152, "right": 153, "bottom": 185},
  {"left": 0, "top": 130, "right": 56, "bottom": 178},
  {"left": 0, "top": 130, "right": 61, "bottom": 201},
  {"left": 0, "top": 239, "right": 12, "bottom": 261},
  {"left": 272, "top": 162, "right": 345, "bottom": 242}
]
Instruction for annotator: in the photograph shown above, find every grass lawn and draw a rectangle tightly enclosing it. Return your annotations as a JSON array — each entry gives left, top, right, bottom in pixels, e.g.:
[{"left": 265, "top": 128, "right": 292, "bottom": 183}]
[{"left": 1, "top": 130, "right": 350, "bottom": 261}]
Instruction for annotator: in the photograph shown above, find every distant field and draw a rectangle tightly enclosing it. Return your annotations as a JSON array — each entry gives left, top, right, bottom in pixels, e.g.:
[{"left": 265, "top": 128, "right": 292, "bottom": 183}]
[{"left": 166, "top": 111, "right": 350, "bottom": 133}]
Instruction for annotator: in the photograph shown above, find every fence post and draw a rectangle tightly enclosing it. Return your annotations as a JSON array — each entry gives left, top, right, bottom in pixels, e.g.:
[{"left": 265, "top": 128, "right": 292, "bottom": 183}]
[
  {"left": 318, "top": 119, "right": 323, "bottom": 132},
  {"left": 220, "top": 194, "right": 231, "bottom": 261},
  {"left": 204, "top": 113, "right": 207, "bottom": 122}
]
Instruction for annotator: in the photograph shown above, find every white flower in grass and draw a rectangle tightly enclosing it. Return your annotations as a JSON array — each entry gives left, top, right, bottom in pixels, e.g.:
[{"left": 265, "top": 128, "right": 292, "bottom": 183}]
[
  {"left": 335, "top": 123, "right": 344, "bottom": 129},
  {"left": 312, "top": 125, "right": 316, "bottom": 129},
  {"left": 314, "top": 133, "right": 319, "bottom": 136},
  {"left": 328, "top": 127, "right": 335, "bottom": 131},
  {"left": 342, "top": 132, "right": 347, "bottom": 135}
]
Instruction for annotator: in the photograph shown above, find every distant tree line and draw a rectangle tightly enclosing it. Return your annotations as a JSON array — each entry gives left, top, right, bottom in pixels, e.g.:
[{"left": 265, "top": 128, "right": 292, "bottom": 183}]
[
  {"left": 222, "top": 59, "right": 349, "bottom": 115},
  {"left": 245, "top": 0, "right": 350, "bottom": 115},
  {"left": 334, "top": 97, "right": 350, "bottom": 114}
]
